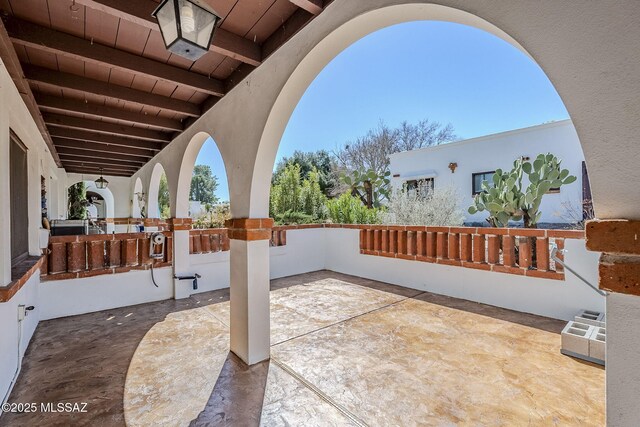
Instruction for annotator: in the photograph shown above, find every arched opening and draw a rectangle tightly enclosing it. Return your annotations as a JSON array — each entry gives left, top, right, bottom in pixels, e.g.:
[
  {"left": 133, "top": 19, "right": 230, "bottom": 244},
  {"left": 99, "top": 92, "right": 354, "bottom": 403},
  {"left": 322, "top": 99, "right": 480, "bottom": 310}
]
[
  {"left": 253, "top": 4, "right": 580, "bottom": 219},
  {"left": 66, "top": 180, "right": 115, "bottom": 233},
  {"left": 132, "top": 177, "right": 144, "bottom": 219},
  {"left": 269, "top": 18, "right": 584, "bottom": 231},
  {"left": 176, "top": 131, "right": 230, "bottom": 223},
  {"left": 148, "top": 163, "right": 170, "bottom": 220}
]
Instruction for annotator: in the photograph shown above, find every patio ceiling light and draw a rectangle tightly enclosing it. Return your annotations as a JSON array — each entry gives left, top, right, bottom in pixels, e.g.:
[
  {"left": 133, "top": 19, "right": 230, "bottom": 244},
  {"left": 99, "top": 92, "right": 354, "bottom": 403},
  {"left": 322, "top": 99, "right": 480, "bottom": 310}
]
[
  {"left": 152, "top": 0, "right": 220, "bottom": 61},
  {"left": 95, "top": 169, "right": 109, "bottom": 190}
]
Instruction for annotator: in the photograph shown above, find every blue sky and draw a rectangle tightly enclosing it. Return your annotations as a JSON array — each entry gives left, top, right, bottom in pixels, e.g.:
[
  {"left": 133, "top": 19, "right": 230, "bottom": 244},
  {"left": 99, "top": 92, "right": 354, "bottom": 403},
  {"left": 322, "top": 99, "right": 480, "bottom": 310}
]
[{"left": 196, "top": 21, "right": 568, "bottom": 202}]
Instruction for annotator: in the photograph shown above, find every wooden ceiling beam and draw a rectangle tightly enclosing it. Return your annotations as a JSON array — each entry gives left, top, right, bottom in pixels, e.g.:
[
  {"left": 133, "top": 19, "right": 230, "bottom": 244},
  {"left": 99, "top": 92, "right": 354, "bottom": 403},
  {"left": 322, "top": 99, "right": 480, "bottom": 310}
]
[
  {"left": 49, "top": 128, "right": 162, "bottom": 151},
  {"left": 64, "top": 167, "right": 134, "bottom": 177},
  {"left": 4, "top": 17, "right": 225, "bottom": 96},
  {"left": 0, "top": 19, "right": 61, "bottom": 166},
  {"left": 52, "top": 138, "right": 155, "bottom": 158},
  {"left": 289, "top": 0, "right": 323, "bottom": 15},
  {"left": 73, "top": 0, "right": 262, "bottom": 66},
  {"left": 36, "top": 95, "right": 183, "bottom": 132},
  {"left": 43, "top": 113, "right": 171, "bottom": 143},
  {"left": 60, "top": 155, "right": 143, "bottom": 169},
  {"left": 55, "top": 146, "right": 152, "bottom": 163},
  {"left": 24, "top": 65, "right": 200, "bottom": 118}
]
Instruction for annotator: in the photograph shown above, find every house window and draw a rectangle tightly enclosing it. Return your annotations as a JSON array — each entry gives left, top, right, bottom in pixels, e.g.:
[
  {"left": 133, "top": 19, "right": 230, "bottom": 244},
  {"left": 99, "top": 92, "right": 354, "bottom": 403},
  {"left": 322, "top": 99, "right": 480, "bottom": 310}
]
[
  {"left": 472, "top": 171, "right": 495, "bottom": 195},
  {"left": 405, "top": 178, "right": 434, "bottom": 197},
  {"left": 10, "top": 131, "right": 29, "bottom": 264}
]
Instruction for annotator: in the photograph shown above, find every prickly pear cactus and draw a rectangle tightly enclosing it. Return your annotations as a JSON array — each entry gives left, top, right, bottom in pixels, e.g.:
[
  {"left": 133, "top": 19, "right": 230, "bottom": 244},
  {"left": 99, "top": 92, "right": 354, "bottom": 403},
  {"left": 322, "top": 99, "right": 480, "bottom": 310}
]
[{"left": 469, "top": 153, "right": 576, "bottom": 228}]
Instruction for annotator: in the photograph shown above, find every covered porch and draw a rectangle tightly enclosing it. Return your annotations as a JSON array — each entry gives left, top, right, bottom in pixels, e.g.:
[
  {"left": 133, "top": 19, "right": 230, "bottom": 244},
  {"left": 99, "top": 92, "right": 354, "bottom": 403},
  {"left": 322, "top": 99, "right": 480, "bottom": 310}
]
[{"left": 1, "top": 1, "right": 640, "bottom": 426}]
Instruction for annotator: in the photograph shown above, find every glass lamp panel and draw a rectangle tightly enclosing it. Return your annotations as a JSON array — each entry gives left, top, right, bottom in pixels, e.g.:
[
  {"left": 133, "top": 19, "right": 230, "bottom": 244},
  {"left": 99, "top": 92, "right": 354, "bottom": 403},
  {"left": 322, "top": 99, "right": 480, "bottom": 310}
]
[
  {"left": 155, "top": 0, "right": 178, "bottom": 46},
  {"left": 177, "top": 0, "right": 217, "bottom": 48}
]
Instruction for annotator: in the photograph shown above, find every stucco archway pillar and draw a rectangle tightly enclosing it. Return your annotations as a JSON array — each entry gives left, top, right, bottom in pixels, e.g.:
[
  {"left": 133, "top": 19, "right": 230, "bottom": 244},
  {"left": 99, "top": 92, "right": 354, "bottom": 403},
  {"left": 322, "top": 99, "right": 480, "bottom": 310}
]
[{"left": 586, "top": 219, "right": 640, "bottom": 426}]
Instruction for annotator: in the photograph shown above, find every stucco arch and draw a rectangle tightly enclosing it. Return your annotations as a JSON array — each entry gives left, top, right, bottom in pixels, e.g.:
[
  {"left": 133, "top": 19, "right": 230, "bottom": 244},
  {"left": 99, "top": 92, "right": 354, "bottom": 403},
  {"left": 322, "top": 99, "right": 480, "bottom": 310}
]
[
  {"left": 174, "top": 131, "right": 230, "bottom": 218},
  {"left": 147, "top": 162, "right": 168, "bottom": 219},
  {"left": 234, "top": 0, "right": 640, "bottom": 221}
]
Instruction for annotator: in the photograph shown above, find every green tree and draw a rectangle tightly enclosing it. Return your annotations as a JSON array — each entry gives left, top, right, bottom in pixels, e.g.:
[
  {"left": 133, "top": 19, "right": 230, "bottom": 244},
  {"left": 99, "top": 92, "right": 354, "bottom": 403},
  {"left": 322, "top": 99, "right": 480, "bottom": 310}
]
[
  {"left": 270, "top": 163, "right": 327, "bottom": 224},
  {"left": 272, "top": 150, "right": 337, "bottom": 195},
  {"left": 68, "top": 182, "right": 87, "bottom": 220},
  {"left": 190, "top": 165, "right": 219, "bottom": 205},
  {"left": 158, "top": 172, "right": 170, "bottom": 219}
]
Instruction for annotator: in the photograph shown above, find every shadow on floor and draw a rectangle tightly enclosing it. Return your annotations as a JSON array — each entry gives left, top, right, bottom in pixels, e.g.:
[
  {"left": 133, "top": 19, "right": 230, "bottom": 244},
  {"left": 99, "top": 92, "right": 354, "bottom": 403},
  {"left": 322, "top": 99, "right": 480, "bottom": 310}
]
[{"left": 190, "top": 353, "right": 270, "bottom": 427}]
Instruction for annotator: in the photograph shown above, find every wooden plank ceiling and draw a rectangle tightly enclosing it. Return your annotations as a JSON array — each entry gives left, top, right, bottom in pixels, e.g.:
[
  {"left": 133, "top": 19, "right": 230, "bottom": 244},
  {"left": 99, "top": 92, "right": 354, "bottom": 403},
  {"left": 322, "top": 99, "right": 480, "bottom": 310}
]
[{"left": 0, "top": 0, "right": 328, "bottom": 177}]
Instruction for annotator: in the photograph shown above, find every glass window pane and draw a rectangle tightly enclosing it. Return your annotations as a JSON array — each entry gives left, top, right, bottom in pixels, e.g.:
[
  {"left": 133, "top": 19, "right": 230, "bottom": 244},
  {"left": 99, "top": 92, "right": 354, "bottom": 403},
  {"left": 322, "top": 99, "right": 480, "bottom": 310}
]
[{"left": 156, "top": 1, "right": 178, "bottom": 45}]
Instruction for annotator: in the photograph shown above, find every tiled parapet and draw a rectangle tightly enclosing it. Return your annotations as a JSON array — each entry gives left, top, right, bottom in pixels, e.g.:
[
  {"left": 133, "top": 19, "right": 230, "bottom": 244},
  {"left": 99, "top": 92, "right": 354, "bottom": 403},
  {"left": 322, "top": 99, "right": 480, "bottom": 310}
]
[
  {"left": 357, "top": 225, "right": 584, "bottom": 280},
  {"left": 43, "top": 232, "right": 172, "bottom": 281}
]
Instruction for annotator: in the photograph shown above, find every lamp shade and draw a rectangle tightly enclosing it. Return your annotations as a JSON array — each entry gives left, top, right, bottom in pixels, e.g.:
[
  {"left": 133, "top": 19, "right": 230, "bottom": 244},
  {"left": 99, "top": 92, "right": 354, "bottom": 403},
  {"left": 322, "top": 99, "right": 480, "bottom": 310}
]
[{"left": 152, "top": 0, "right": 219, "bottom": 61}]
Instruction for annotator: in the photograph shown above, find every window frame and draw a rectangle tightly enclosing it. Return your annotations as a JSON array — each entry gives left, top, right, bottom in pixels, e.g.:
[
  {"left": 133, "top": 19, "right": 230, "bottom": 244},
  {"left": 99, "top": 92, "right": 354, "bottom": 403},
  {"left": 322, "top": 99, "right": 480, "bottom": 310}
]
[
  {"left": 471, "top": 171, "right": 495, "bottom": 195},
  {"left": 9, "top": 130, "right": 30, "bottom": 265},
  {"left": 404, "top": 178, "right": 434, "bottom": 197}
]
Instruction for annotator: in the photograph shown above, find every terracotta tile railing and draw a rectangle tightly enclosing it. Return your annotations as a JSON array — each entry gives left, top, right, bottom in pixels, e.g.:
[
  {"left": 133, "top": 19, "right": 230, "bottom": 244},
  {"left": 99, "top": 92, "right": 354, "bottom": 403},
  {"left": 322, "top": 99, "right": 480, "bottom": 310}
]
[
  {"left": 42, "top": 232, "right": 173, "bottom": 281},
  {"left": 357, "top": 225, "right": 585, "bottom": 280},
  {"left": 189, "top": 227, "right": 287, "bottom": 254},
  {"left": 189, "top": 228, "right": 229, "bottom": 254}
]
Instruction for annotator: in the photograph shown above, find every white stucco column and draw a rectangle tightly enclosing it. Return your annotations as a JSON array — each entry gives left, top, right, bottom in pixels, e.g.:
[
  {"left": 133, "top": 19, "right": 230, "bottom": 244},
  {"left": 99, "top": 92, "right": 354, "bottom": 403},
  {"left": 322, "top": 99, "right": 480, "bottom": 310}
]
[
  {"left": 226, "top": 218, "right": 272, "bottom": 365},
  {"left": 606, "top": 293, "right": 640, "bottom": 426},
  {"left": 169, "top": 218, "right": 193, "bottom": 300}
]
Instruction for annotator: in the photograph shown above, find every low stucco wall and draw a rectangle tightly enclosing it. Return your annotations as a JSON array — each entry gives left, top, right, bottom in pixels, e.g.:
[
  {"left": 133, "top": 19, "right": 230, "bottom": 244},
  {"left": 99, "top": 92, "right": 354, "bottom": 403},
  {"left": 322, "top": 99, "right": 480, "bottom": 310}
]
[{"left": 38, "top": 226, "right": 602, "bottom": 322}]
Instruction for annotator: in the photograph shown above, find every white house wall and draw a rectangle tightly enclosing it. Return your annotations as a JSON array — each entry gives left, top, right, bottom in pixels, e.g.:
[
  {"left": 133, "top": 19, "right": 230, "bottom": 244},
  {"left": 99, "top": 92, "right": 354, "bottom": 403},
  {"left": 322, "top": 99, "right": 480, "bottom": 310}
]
[
  {"left": 0, "top": 60, "right": 58, "bottom": 405},
  {"left": 389, "top": 120, "right": 585, "bottom": 225}
]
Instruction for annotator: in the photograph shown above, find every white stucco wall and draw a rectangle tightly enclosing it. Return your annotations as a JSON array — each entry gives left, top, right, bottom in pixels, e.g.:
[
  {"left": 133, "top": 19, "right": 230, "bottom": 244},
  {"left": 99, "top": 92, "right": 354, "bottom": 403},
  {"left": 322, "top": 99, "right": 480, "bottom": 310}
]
[
  {"left": 0, "top": 272, "right": 40, "bottom": 406},
  {"left": 390, "top": 120, "right": 586, "bottom": 224}
]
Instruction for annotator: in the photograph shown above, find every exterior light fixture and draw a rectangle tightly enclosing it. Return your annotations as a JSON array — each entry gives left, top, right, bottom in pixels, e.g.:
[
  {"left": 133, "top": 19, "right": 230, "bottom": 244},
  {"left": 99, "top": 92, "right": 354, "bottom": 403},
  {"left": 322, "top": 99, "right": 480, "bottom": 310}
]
[
  {"left": 448, "top": 162, "right": 458, "bottom": 173},
  {"left": 95, "top": 169, "right": 109, "bottom": 189},
  {"left": 152, "top": 0, "right": 220, "bottom": 61}
]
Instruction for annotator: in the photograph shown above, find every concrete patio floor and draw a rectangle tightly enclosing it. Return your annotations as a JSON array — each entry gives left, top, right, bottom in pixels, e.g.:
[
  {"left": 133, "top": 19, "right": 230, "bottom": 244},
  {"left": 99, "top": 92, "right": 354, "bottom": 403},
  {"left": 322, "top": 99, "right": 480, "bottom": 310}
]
[{"left": 1, "top": 271, "right": 604, "bottom": 426}]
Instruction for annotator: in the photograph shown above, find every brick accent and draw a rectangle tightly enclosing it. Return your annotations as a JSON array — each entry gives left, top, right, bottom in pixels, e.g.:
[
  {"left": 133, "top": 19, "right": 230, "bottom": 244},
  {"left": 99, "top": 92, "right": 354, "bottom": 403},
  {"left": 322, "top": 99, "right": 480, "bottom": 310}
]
[
  {"left": 502, "top": 236, "right": 516, "bottom": 267},
  {"left": 586, "top": 219, "right": 640, "bottom": 255},
  {"left": 381, "top": 230, "right": 389, "bottom": 253},
  {"left": 472, "top": 234, "right": 485, "bottom": 263},
  {"left": 168, "top": 217, "right": 193, "bottom": 231},
  {"left": 518, "top": 237, "right": 532, "bottom": 269},
  {"left": 0, "top": 256, "right": 46, "bottom": 302},
  {"left": 67, "top": 242, "right": 86, "bottom": 272},
  {"left": 448, "top": 233, "right": 459, "bottom": 260},
  {"left": 536, "top": 237, "right": 550, "bottom": 271},
  {"left": 416, "top": 231, "right": 425, "bottom": 257},
  {"left": 397, "top": 231, "right": 407, "bottom": 255},
  {"left": 436, "top": 232, "right": 448, "bottom": 259},
  {"left": 599, "top": 254, "right": 640, "bottom": 296},
  {"left": 487, "top": 235, "right": 500, "bottom": 264},
  {"left": 460, "top": 234, "right": 472, "bottom": 262},
  {"left": 225, "top": 218, "right": 274, "bottom": 241}
]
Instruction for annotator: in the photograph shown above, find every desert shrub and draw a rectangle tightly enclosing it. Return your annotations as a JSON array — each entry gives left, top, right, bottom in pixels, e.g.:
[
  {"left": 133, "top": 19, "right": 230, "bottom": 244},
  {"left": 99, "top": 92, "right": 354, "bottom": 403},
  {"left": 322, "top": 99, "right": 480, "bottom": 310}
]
[
  {"left": 383, "top": 185, "right": 464, "bottom": 226},
  {"left": 192, "top": 204, "right": 231, "bottom": 229},
  {"left": 326, "top": 193, "right": 382, "bottom": 224}
]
